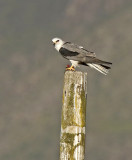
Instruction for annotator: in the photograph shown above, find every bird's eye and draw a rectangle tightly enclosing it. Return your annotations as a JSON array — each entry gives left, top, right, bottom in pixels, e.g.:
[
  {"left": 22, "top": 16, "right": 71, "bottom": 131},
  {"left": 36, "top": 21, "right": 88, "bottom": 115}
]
[{"left": 56, "top": 40, "right": 59, "bottom": 42}]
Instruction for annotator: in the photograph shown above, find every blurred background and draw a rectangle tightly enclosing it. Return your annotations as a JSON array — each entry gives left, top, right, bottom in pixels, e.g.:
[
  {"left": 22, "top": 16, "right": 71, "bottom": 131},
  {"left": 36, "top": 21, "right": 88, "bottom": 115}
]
[{"left": 0, "top": 0, "right": 132, "bottom": 159}]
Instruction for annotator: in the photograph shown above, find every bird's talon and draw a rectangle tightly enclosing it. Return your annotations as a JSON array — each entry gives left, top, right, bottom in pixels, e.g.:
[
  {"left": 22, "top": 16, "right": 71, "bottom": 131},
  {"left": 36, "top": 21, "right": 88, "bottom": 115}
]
[{"left": 66, "top": 65, "right": 75, "bottom": 71}]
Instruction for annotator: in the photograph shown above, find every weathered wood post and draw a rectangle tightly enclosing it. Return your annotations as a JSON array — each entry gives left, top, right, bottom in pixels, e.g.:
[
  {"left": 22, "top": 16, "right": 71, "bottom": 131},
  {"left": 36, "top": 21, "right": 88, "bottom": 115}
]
[{"left": 60, "top": 71, "right": 87, "bottom": 160}]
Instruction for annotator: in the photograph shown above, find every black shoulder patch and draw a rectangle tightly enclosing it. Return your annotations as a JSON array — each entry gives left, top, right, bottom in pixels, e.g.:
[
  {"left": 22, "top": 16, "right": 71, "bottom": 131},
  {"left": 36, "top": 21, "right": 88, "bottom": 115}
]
[{"left": 59, "top": 47, "right": 79, "bottom": 57}]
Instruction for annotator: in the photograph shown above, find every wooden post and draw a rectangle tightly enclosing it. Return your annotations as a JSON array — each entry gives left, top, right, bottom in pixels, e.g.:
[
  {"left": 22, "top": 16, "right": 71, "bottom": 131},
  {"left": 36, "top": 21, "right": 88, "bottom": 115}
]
[{"left": 60, "top": 71, "right": 87, "bottom": 160}]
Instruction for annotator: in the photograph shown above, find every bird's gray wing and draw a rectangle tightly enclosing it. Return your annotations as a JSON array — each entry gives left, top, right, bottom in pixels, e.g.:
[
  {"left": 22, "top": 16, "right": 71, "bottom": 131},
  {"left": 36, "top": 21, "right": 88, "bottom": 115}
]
[{"left": 59, "top": 42, "right": 96, "bottom": 61}]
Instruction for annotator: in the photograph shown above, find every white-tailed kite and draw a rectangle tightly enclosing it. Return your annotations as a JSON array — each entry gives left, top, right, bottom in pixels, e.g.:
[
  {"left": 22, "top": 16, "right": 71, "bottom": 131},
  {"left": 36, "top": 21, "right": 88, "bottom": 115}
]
[{"left": 52, "top": 37, "right": 112, "bottom": 75}]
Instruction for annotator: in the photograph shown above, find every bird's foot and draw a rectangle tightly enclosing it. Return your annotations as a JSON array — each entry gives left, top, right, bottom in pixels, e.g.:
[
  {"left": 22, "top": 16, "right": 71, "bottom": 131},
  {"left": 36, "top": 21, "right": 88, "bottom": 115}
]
[{"left": 66, "top": 65, "right": 75, "bottom": 71}]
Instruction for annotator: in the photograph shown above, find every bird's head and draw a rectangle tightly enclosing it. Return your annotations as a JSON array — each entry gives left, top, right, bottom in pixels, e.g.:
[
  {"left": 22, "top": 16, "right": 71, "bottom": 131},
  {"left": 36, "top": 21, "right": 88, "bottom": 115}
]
[{"left": 52, "top": 37, "right": 64, "bottom": 51}]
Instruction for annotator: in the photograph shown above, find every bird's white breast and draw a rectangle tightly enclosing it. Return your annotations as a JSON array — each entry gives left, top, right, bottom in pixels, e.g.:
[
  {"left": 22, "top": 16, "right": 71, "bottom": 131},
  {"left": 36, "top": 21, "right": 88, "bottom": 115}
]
[
  {"left": 55, "top": 43, "right": 62, "bottom": 51},
  {"left": 70, "top": 60, "right": 79, "bottom": 68}
]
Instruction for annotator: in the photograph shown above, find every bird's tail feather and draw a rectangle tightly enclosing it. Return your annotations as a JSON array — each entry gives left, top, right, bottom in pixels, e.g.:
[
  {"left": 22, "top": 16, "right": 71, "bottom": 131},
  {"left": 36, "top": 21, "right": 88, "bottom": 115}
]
[
  {"left": 88, "top": 63, "right": 110, "bottom": 75},
  {"left": 98, "top": 60, "right": 112, "bottom": 65},
  {"left": 100, "top": 64, "right": 111, "bottom": 69}
]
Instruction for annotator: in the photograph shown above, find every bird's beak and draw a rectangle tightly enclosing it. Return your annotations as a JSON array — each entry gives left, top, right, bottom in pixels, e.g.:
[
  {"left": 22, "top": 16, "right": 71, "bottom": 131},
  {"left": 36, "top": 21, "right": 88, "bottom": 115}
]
[{"left": 53, "top": 42, "right": 56, "bottom": 46}]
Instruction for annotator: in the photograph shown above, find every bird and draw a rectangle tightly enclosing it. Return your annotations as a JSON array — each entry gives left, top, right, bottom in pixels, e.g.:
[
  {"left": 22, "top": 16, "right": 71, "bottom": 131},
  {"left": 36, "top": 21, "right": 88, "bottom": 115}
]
[{"left": 52, "top": 37, "right": 112, "bottom": 75}]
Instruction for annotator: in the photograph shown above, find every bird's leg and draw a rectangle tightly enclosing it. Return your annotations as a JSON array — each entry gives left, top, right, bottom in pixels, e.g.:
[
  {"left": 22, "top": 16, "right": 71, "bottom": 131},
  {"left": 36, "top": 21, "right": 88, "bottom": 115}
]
[{"left": 66, "top": 65, "right": 75, "bottom": 71}]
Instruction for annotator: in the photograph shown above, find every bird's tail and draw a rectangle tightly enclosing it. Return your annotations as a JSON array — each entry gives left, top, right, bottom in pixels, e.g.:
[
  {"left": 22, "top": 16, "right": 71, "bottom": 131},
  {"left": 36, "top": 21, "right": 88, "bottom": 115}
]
[{"left": 88, "top": 63, "right": 112, "bottom": 75}]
